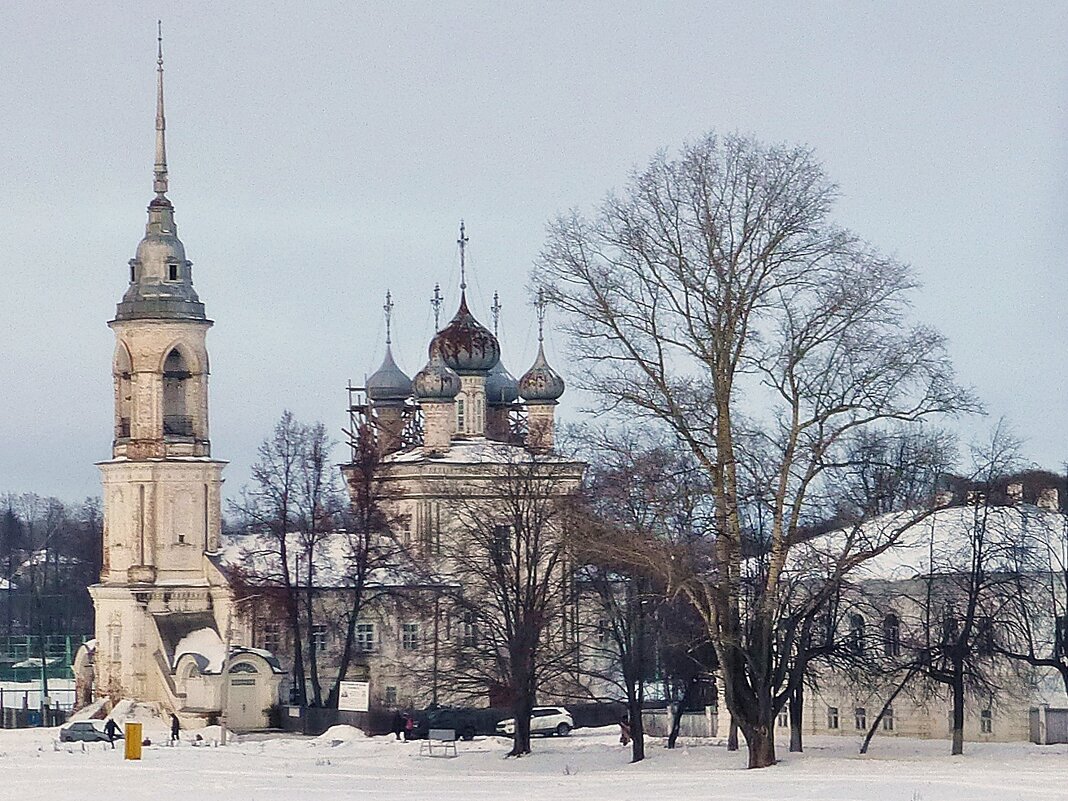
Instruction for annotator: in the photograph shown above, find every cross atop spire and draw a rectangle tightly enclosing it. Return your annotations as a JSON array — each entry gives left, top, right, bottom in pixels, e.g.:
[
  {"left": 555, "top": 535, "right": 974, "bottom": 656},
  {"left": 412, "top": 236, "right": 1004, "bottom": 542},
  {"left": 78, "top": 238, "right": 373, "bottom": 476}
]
[
  {"left": 431, "top": 283, "right": 444, "bottom": 329},
  {"left": 153, "top": 20, "right": 169, "bottom": 201},
  {"left": 383, "top": 290, "right": 394, "bottom": 345},
  {"left": 457, "top": 220, "right": 469, "bottom": 292},
  {"left": 535, "top": 288, "right": 547, "bottom": 343},
  {"left": 491, "top": 291, "right": 502, "bottom": 337}
]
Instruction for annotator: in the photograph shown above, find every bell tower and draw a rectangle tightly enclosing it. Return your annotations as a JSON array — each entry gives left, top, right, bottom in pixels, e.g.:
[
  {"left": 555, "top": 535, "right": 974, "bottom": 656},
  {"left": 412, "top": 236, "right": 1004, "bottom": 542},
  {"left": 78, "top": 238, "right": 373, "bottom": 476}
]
[{"left": 89, "top": 27, "right": 231, "bottom": 705}]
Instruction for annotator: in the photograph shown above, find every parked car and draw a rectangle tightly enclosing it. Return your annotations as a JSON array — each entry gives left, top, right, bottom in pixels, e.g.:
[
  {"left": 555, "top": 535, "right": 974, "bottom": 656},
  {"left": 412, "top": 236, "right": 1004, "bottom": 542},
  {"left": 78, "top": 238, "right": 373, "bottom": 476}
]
[
  {"left": 409, "top": 707, "right": 480, "bottom": 741},
  {"left": 496, "top": 706, "right": 573, "bottom": 737},
  {"left": 59, "top": 720, "right": 122, "bottom": 743}
]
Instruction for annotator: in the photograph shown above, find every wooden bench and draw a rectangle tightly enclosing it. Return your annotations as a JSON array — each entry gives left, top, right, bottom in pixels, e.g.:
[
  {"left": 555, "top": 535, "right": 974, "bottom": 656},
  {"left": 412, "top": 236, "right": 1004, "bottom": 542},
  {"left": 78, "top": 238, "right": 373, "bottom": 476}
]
[{"left": 419, "top": 727, "right": 458, "bottom": 757}]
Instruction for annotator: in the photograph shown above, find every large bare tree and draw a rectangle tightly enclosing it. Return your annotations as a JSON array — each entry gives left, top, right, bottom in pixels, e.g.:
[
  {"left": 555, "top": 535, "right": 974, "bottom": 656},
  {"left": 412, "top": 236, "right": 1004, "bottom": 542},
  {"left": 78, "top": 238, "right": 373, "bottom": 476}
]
[{"left": 535, "top": 132, "right": 976, "bottom": 767}]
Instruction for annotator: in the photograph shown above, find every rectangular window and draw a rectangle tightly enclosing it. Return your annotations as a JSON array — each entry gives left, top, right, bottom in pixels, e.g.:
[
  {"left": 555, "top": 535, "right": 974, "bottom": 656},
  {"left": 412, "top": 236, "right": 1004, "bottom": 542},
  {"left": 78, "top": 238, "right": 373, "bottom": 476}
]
[
  {"left": 311, "top": 624, "right": 328, "bottom": 653},
  {"left": 777, "top": 710, "right": 788, "bottom": 728},
  {"left": 168, "top": 263, "right": 178, "bottom": 281},
  {"left": 384, "top": 686, "right": 397, "bottom": 707},
  {"left": 882, "top": 706, "right": 894, "bottom": 731},
  {"left": 456, "top": 398, "right": 465, "bottom": 432},
  {"left": 401, "top": 623, "right": 419, "bottom": 650},
  {"left": 981, "top": 709, "right": 992, "bottom": 734},
  {"left": 461, "top": 611, "right": 477, "bottom": 647},
  {"left": 355, "top": 623, "right": 375, "bottom": 653},
  {"left": 261, "top": 621, "right": 281, "bottom": 653},
  {"left": 827, "top": 706, "right": 839, "bottom": 730},
  {"left": 855, "top": 707, "right": 867, "bottom": 731}
]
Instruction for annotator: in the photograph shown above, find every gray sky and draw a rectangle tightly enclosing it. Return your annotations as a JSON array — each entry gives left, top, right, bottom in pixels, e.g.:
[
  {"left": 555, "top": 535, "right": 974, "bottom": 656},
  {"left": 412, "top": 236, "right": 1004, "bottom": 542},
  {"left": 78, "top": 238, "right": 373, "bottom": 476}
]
[{"left": 2, "top": 1, "right": 1066, "bottom": 502}]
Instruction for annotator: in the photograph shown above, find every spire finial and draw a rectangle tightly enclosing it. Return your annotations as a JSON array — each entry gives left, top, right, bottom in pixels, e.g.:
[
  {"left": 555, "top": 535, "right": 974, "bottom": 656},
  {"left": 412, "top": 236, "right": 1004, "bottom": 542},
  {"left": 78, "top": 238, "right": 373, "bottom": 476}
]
[
  {"left": 491, "top": 291, "right": 502, "bottom": 337},
  {"left": 457, "top": 220, "right": 469, "bottom": 292},
  {"left": 153, "top": 20, "right": 169, "bottom": 199},
  {"left": 535, "top": 288, "right": 547, "bottom": 343},
  {"left": 383, "top": 290, "right": 394, "bottom": 345},
  {"left": 431, "top": 283, "right": 444, "bottom": 330}
]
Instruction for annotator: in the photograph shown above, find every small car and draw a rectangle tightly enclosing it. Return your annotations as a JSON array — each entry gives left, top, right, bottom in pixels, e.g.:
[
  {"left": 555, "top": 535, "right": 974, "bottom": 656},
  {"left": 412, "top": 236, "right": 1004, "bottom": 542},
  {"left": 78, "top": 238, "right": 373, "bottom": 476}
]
[
  {"left": 59, "top": 720, "right": 123, "bottom": 742},
  {"left": 495, "top": 706, "right": 573, "bottom": 737},
  {"left": 409, "top": 707, "right": 479, "bottom": 741}
]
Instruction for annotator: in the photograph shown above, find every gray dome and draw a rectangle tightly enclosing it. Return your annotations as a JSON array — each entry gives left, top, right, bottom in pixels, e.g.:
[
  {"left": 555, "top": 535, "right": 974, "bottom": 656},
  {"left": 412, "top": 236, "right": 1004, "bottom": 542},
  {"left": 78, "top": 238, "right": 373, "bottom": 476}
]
[
  {"left": 430, "top": 293, "right": 501, "bottom": 375},
  {"left": 519, "top": 344, "right": 565, "bottom": 402},
  {"left": 485, "top": 359, "right": 519, "bottom": 406},
  {"left": 413, "top": 343, "right": 461, "bottom": 401},
  {"left": 366, "top": 345, "right": 412, "bottom": 403}
]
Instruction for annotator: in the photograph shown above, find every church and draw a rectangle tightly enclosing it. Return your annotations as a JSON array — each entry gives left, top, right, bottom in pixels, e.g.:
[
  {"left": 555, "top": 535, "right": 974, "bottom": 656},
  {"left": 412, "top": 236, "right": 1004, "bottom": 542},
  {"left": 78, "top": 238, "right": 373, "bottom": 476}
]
[{"left": 77, "top": 31, "right": 586, "bottom": 728}]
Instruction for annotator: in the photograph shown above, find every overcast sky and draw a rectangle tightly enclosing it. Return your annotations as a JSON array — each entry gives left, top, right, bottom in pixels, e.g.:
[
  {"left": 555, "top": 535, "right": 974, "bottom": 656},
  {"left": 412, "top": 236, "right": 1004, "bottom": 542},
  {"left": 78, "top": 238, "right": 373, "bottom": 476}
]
[{"left": 1, "top": 2, "right": 1066, "bottom": 502}]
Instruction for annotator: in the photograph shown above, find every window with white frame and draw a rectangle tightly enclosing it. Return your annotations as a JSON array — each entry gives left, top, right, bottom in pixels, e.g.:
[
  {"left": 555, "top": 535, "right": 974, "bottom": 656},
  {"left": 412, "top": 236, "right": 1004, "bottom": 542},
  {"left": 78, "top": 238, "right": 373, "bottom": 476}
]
[
  {"left": 848, "top": 614, "right": 865, "bottom": 655},
  {"left": 777, "top": 709, "right": 788, "bottom": 728},
  {"left": 882, "top": 706, "right": 894, "bottom": 731},
  {"left": 827, "top": 707, "right": 839, "bottom": 730},
  {"left": 355, "top": 622, "right": 375, "bottom": 653},
  {"left": 401, "top": 622, "right": 419, "bottom": 650},
  {"left": 384, "top": 686, "right": 397, "bottom": 706},
  {"left": 980, "top": 708, "right": 993, "bottom": 734},
  {"left": 311, "top": 624, "right": 328, "bottom": 653},
  {"left": 854, "top": 707, "right": 867, "bottom": 730}
]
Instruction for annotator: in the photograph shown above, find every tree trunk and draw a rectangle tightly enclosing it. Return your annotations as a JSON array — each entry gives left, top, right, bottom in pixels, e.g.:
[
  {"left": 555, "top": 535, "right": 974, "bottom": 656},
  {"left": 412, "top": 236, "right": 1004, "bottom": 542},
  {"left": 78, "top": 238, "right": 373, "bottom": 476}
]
[
  {"left": 788, "top": 684, "right": 803, "bottom": 753},
  {"left": 742, "top": 720, "right": 775, "bottom": 769},
  {"left": 628, "top": 695, "right": 645, "bottom": 763},
  {"left": 727, "top": 715, "right": 739, "bottom": 751},
  {"left": 951, "top": 664, "right": 965, "bottom": 756},
  {"left": 667, "top": 677, "right": 696, "bottom": 749},
  {"left": 508, "top": 690, "right": 533, "bottom": 757},
  {"left": 860, "top": 666, "right": 916, "bottom": 755}
]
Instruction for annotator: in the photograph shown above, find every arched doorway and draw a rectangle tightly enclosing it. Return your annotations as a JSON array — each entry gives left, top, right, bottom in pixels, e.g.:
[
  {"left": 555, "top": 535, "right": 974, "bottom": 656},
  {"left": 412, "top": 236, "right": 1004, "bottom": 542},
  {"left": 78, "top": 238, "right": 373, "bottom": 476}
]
[{"left": 226, "top": 661, "right": 264, "bottom": 731}]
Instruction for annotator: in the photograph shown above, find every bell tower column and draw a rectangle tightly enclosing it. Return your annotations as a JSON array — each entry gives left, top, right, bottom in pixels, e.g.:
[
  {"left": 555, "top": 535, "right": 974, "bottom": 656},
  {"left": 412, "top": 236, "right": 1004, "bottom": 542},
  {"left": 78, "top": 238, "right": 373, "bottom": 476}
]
[{"left": 88, "top": 27, "right": 231, "bottom": 706}]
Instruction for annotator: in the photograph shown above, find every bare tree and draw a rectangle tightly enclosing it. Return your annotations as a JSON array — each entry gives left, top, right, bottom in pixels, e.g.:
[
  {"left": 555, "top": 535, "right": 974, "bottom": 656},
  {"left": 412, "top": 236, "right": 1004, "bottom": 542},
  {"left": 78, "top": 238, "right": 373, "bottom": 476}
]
[
  {"left": 229, "top": 410, "right": 315, "bottom": 707},
  {"left": 420, "top": 455, "right": 582, "bottom": 757},
  {"left": 535, "top": 132, "right": 977, "bottom": 766}
]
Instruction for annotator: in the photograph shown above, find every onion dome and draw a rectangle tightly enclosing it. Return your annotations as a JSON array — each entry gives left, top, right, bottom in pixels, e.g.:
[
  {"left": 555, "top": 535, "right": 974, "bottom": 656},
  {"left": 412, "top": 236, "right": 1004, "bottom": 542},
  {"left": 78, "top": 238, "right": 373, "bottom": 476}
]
[
  {"left": 519, "top": 343, "right": 565, "bottom": 403},
  {"left": 412, "top": 342, "right": 461, "bottom": 401},
  {"left": 485, "top": 359, "right": 520, "bottom": 406},
  {"left": 366, "top": 345, "right": 412, "bottom": 403},
  {"left": 430, "top": 294, "right": 501, "bottom": 375}
]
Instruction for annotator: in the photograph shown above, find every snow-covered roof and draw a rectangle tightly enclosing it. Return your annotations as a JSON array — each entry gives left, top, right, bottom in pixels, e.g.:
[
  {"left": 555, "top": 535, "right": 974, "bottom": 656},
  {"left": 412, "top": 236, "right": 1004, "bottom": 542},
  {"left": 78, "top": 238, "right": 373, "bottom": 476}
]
[
  {"left": 174, "top": 627, "right": 226, "bottom": 673},
  {"left": 791, "top": 503, "right": 1066, "bottom": 583},
  {"left": 383, "top": 438, "right": 578, "bottom": 466}
]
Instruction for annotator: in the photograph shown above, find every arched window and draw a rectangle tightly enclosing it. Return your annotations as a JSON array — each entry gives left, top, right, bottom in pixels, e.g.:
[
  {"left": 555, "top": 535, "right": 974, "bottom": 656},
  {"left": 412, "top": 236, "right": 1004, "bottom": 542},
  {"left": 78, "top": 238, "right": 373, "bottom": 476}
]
[
  {"left": 228, "top": 661, "right": 259, "bottom": 674},
  {"left": 115, "top": 344, "right": 133, "bottom": 439},
  {"left": 883, "top": 613, "right": 901, "bottom": 657},
  {"left": 163, "top": 348, "right": 193, "bottom": 436}
]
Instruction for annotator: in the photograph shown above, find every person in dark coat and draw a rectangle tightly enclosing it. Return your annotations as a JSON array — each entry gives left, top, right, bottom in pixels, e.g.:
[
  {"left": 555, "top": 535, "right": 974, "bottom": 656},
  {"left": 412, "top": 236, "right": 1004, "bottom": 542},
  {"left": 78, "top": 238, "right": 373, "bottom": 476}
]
[
  {"left": 170, "top": 713, "right": 180, "bottom": 743},
  {"left": 404, "top": 713, "right": 414, "bottom": 741},
  {"left": 391, "top": 710, "right": 405, "bottom": 741},
  {"left": 104, "top": 718, "right": 120, "bottom": 749},
  {"left": 619, "top": 713, "right": 631, "bottom": 746}
]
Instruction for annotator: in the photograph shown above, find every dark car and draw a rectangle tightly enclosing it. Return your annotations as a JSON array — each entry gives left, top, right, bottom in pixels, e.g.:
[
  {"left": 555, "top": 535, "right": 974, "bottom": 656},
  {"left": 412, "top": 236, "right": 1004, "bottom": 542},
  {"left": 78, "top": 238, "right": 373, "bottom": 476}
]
[
  {"left": 59, "top": 720, "right": 123, "bottom": 743},
  {"left": 408, "top": 707, "right": 480, "bottom": 741}
]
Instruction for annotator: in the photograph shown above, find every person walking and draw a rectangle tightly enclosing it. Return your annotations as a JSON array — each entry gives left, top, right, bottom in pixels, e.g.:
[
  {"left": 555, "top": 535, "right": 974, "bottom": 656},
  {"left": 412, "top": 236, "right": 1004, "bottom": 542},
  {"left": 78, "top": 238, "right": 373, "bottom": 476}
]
[
  {"left": 391, "top": 710, "right": 405, "bottom": 741},
  {"left": 104, "top": 718, "right": 120, "bottom": 749},
  {"left": 404, "top": 713, "right": 414, "bottom": 741},
  {"left": 170, "top": 713, "right": 180, "bottom": 744},
  {"left": 619, "top": 713, "right": 631, "bottom": 747}
]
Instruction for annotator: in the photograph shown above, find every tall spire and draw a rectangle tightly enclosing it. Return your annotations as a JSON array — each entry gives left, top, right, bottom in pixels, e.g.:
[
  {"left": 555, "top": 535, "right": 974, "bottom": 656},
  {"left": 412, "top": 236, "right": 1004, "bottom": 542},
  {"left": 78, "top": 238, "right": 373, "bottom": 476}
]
[
  {"left": 491, "top": 291, "right": 502, "bottom": 337},
  {"left": 153, "top": 20, "right": 169, "bottom": 201},
  {"left": 383, "top": 290, "right": 394, "bottom": 345},
  {"left": 457, "top": 220, "right": 469, "bottom": 292}
]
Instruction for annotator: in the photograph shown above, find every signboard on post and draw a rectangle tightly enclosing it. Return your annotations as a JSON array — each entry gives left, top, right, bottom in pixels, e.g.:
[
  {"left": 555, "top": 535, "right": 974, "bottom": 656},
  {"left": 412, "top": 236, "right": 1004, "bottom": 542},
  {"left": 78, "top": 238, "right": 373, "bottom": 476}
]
[{"left": 337, "top": 680, "right": 370, "bottom": 712}]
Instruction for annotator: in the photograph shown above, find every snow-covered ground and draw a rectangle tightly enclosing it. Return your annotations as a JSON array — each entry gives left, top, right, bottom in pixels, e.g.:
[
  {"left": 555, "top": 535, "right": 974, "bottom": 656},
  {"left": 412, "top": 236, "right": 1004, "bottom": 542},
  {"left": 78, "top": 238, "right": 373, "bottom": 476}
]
[{"left": 0, "top": 722, "right": 1064, "bottom": 801}]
